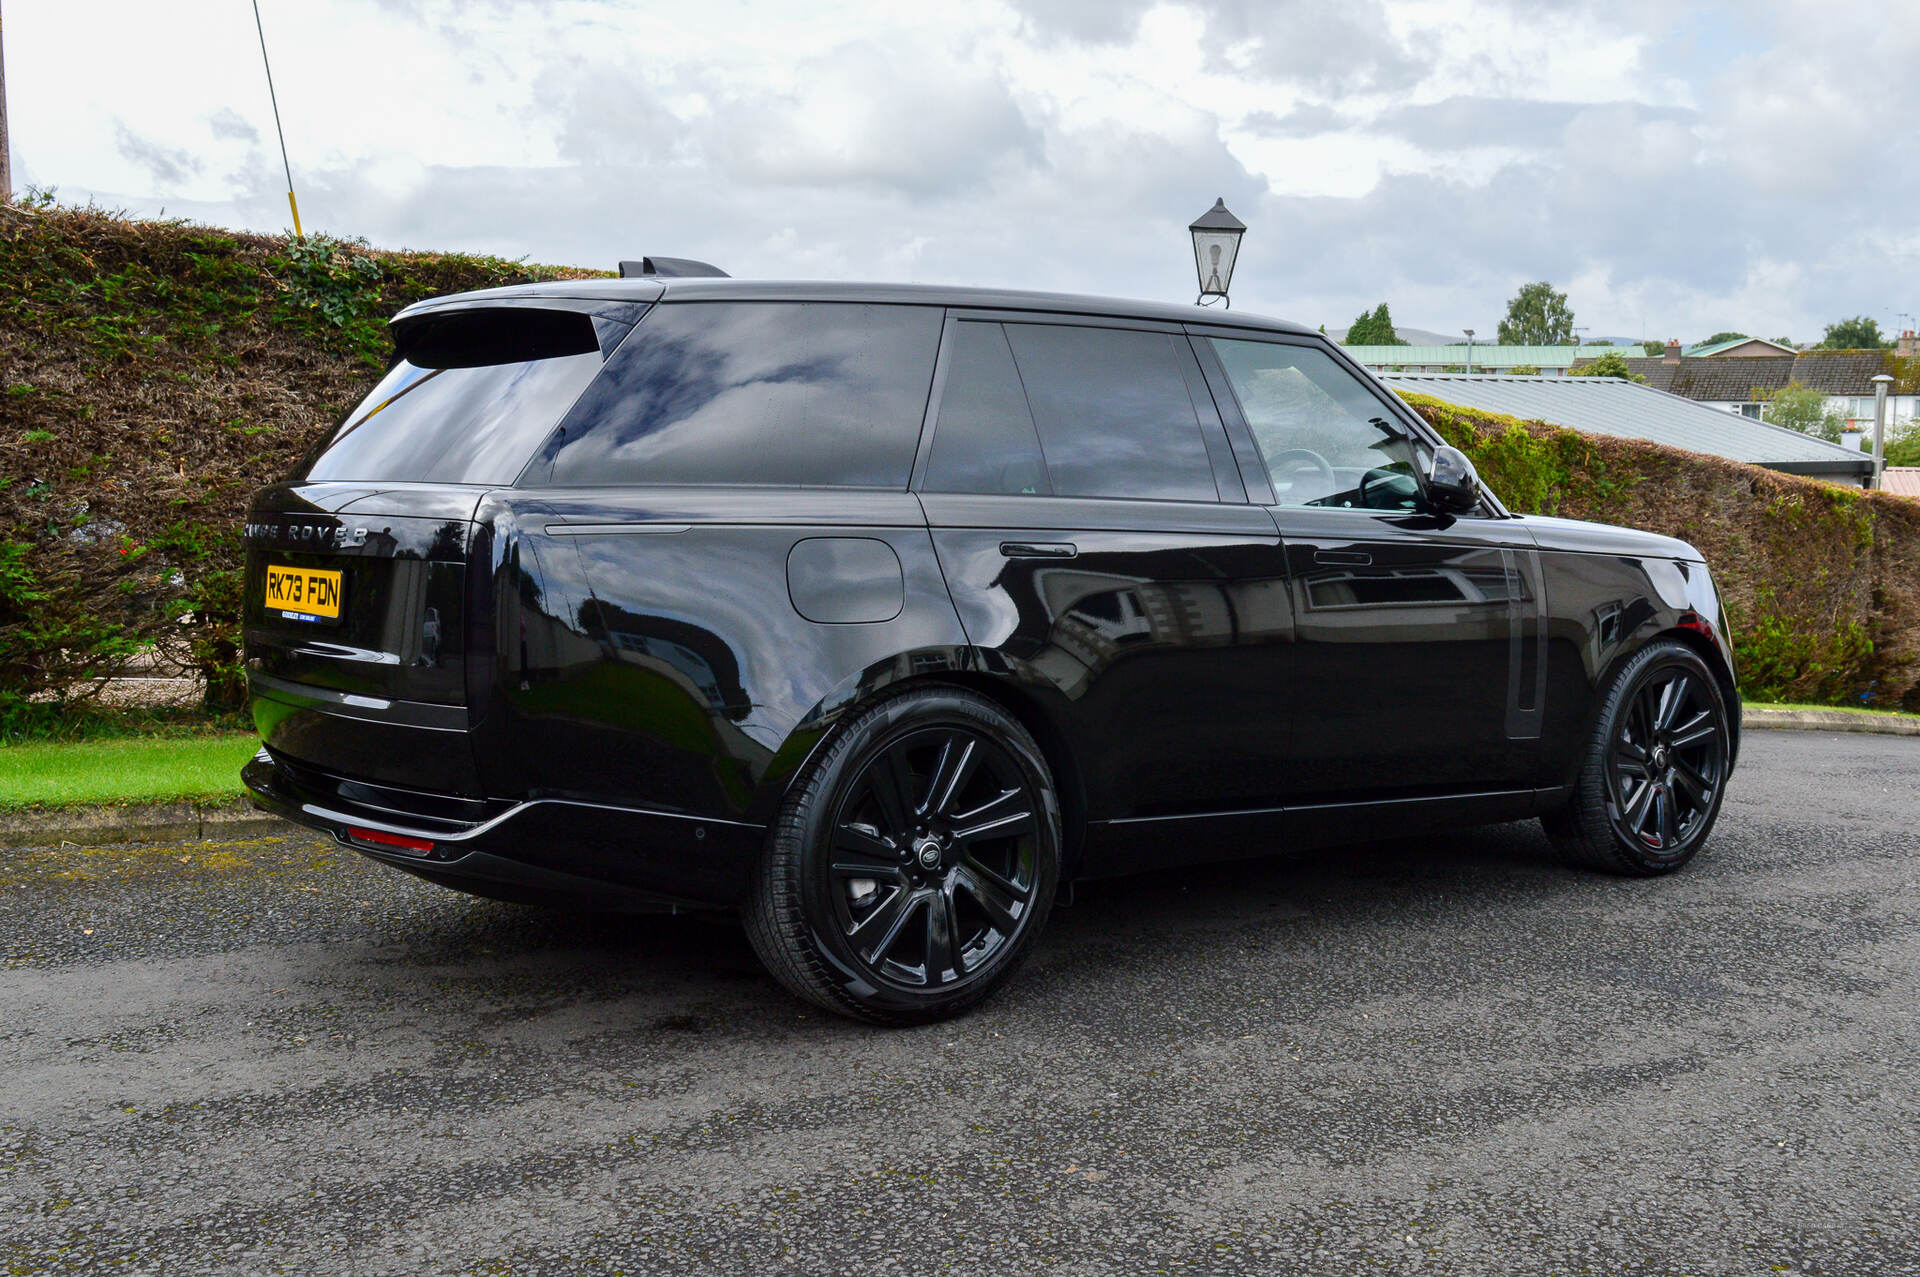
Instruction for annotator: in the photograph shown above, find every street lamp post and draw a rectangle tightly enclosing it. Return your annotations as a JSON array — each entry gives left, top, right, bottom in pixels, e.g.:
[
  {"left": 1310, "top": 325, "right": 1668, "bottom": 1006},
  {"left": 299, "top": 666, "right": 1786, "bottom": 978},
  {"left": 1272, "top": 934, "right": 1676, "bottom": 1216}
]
[
  {"left": 1189, "top": 198, "right": 1245, "bottom": 308},
  {"left": 1463, "top": 329, "right": 1475, "bottom": 374},
  {"left": 1871, "top": 372, "right": 1894, "bottom": 489}
]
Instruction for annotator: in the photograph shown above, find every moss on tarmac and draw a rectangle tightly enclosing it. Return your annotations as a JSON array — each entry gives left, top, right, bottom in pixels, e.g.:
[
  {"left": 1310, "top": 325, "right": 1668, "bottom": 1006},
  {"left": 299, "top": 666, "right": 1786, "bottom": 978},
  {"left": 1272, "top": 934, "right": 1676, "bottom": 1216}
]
[{"left": 0, "top": 832, "right": 337, "bottom": 894}]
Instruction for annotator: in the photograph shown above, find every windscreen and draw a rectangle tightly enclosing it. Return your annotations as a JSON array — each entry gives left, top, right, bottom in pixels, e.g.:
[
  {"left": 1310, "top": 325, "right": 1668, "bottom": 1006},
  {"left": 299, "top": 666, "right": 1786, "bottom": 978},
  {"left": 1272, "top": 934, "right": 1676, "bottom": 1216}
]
[{"left": 296, "top": 308, "right": 607, "bottom": 485}]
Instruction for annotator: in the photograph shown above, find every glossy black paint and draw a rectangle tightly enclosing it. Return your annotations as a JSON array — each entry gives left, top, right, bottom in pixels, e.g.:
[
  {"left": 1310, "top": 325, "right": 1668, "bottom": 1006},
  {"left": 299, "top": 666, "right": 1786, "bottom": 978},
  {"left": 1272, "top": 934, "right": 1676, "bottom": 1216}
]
[
  {"left": 921, "top": 492, "right": 1292, "bottom": 824},
  {"left": 243, "top": 279, "right": 1740, "bottom": 910}
]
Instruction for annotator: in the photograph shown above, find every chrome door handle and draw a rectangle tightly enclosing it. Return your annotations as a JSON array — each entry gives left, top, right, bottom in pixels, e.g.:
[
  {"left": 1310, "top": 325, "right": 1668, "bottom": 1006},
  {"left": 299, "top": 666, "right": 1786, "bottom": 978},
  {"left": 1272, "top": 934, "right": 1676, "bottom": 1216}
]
[{"left": 1000, "top": 541, "right": 1077, "bottom": 559}]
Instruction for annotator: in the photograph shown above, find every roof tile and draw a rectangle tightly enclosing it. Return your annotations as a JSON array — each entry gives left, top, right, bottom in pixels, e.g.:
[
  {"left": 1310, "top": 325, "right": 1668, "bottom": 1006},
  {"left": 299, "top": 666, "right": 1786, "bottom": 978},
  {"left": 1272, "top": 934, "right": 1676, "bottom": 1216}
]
[{"left": 1587, "top": 350, "right": 1919, "bottom": 400}]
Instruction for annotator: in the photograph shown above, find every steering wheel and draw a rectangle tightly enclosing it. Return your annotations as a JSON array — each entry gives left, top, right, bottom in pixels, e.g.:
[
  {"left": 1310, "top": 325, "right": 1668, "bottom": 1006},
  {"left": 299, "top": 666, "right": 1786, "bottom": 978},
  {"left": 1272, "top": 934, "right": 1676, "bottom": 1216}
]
[{"left": 1268, "top": 448, "right": 1335, "bottom": 502}]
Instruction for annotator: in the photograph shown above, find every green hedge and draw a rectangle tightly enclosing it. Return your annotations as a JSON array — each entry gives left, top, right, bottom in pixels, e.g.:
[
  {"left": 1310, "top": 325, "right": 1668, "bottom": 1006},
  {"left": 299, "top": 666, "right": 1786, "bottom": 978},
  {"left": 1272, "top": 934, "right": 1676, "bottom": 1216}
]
[
  {"left": 1405, "top": 393, "right": 1920, "bottom": 710},
  {"left": 0, "top": 201, "right": 607, "bottom": 737}
]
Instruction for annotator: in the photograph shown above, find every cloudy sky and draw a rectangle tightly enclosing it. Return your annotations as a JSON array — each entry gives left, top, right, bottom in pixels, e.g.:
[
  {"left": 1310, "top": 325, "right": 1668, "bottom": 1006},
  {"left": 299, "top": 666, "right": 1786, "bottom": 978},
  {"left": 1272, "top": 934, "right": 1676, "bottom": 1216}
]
[{"left": 8, "top": 0, "right": 1917, "bottom": 343}]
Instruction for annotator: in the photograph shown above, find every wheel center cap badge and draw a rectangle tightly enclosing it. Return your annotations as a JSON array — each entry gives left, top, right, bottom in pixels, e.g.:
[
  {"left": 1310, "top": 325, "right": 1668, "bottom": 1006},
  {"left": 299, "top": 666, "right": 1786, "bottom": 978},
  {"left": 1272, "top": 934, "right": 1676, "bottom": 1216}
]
[
  {"left": 915, "top": 837, "right": 943, "bottom": 869},
  {"left": 1652, "top": 745, "right": 1668, "bottom": 769}
]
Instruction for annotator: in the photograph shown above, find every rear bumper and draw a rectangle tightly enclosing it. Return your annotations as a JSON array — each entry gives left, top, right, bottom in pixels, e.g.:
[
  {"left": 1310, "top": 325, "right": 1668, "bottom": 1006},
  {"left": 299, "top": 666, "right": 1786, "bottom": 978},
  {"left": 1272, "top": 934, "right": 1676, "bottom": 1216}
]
[
  {"left": 242, "top": 749, "right": 762, "bottom": 910},
  {"left": 248, "top": 669, "right": 485, "bottom": 797}
]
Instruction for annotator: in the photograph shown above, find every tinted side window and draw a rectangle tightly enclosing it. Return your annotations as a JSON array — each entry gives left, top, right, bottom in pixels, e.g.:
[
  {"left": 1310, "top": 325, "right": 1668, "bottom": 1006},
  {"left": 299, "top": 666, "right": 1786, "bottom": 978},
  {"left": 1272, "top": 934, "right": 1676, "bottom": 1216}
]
[
  {"left": 1001, "top": 324, "right": 1218, "bottom": 502},
  {"left": 536, "top": 302, "right": 942, "bottom": 488},
  {"left": 299, "top": 309, "right": 605, "bottom": 485},
  {"left": 1208, "top": 339, "right": 1428, "bottom": 510},
  {"left": 922, "top": 322, "right": 1052, "bottom": 496}
]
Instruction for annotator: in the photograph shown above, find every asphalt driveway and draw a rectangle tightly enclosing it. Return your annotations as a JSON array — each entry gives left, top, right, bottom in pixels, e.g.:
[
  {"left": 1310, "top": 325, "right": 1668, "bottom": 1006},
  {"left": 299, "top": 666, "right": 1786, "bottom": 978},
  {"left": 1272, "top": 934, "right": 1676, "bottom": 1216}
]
[{"left": 3, "top": 730, "right": 1917, "bottom": 1275}]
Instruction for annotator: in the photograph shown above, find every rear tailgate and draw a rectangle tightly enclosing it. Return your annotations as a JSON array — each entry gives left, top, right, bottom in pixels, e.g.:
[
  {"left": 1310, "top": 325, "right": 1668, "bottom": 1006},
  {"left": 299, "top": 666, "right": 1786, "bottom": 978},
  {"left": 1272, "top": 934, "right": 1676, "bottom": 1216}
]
[{"left": 243, "top": 485, "right": 485, "bottom": 796}]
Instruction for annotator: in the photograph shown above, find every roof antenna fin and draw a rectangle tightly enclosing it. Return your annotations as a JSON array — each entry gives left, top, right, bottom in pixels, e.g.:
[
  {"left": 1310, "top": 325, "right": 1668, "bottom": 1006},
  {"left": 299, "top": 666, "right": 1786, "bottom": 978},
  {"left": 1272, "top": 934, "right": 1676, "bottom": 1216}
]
[{"left": 618, "top": 257, "right": 729, "bottom": 279}]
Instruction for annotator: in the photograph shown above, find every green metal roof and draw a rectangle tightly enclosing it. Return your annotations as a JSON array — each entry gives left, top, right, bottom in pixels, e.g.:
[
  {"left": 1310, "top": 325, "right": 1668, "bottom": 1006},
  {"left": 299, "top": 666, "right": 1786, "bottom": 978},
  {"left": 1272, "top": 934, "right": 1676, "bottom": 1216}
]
[
  {"left": 1683, "top": 338, "right": 1747, "bottom": 358},
  {"left": 1341, "top": 344, "right": 1632, "bottom": 367},
  {"left": 1682, "top": 336, "right": 1796, "bottom": 358}
]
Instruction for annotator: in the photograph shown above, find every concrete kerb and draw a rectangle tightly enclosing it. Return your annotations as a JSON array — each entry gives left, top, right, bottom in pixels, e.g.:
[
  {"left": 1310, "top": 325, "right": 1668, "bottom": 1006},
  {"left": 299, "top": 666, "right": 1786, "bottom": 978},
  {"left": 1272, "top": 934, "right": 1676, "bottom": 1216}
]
[
  {"left": 1, "top": 708, "right": 1913, "bottom": 849},
  {"left": 0, "top": 800, "right": 287, "bottom": 849},
  {"left": 1742, "top": 707, "right": 1920, "bottom": 737}
]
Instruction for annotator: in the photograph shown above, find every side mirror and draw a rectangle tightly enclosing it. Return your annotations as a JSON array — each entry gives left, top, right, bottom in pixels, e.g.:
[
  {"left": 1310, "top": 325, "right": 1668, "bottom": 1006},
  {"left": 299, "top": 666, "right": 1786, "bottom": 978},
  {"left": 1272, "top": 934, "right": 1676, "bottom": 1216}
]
[{"left": 1426, "top": 446, "right": 1482, "bottom": 514}]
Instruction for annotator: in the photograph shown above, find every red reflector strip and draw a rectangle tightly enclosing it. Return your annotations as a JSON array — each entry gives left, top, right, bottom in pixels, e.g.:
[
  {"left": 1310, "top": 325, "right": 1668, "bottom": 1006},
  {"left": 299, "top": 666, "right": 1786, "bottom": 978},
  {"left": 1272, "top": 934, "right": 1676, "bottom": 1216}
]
[
  {"left": 347, "top": 826, "right": 435, "bottom": 854},
  {"left": 1677, "top": 612, "right": 1716, "bottom": 642}
]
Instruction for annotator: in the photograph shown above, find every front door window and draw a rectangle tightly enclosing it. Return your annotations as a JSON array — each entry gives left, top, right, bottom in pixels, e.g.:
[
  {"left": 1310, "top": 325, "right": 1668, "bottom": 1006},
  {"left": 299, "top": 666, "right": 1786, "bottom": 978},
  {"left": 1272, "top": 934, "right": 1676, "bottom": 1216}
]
[{"left": 1208, "top": 339, "right": 1428, "bottom": 510}]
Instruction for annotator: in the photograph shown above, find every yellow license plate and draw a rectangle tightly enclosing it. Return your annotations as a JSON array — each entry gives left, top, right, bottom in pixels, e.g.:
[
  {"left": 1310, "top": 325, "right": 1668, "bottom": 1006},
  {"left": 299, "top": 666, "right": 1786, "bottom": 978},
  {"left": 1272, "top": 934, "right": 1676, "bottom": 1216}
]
[{"left": 264, "top": 564, "right": 344, "bottom": 620}]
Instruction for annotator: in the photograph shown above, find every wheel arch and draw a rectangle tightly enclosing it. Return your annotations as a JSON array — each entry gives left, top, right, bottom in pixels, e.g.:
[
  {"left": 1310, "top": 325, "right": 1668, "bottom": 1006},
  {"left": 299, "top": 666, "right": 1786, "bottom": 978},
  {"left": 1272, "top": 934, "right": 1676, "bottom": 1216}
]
[
  {"left": 1656, "top": 623, "right": 1741, "bottom": 766},
  {"left": 758, "top": 660, "right": 1090, "bottom": 877}
]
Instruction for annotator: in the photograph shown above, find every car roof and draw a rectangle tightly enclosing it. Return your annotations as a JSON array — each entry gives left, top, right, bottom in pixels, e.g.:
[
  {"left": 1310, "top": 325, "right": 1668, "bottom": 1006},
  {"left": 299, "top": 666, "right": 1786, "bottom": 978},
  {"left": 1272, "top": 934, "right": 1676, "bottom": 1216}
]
[{"left": 393, "top": 276, "right": 1317, "bottom": 337}]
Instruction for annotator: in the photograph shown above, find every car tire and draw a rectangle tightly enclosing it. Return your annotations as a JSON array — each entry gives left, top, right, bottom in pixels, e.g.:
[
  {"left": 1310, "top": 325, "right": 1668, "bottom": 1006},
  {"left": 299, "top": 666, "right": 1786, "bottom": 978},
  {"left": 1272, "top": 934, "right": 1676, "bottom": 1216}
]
[
  {"left": 1542, "top": 638, "right": 1733, "bottom": 875},
  {"left": 744, "top": 686, "right": 1062, "bottom": 1025}
]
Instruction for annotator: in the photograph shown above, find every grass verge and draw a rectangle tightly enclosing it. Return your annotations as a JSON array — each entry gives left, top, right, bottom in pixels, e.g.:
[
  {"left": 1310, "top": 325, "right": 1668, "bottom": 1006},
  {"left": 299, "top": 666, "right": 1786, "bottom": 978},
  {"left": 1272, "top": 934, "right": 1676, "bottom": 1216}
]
[{"left": 0, "top": 733, "right": 260, "bottom": 810}]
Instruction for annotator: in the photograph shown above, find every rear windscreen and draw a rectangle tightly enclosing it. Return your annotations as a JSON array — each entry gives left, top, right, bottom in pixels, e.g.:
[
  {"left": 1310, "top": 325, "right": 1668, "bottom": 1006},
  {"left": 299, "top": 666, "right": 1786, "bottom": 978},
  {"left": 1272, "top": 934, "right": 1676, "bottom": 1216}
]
[
  {"left": 529, "top": 301, "right": 943, "bottom": 488},
  {"left": 296, "top": 308, "right": 607, "bottom": 485}
]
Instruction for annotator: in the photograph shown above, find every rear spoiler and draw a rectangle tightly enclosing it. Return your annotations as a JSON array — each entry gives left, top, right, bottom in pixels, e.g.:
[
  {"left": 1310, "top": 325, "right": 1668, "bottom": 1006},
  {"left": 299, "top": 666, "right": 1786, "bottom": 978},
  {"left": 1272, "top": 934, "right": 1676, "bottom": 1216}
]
[{"left": 618, "top": 257, "right": 730, "bottom": 278}]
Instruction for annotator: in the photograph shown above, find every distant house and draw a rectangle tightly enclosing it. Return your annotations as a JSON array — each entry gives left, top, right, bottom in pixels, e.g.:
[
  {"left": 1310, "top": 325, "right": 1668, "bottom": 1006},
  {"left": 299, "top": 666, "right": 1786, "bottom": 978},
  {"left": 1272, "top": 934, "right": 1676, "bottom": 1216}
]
[
  {"left": 1683, "top": 336, "right": 1796, "bottom": 358},
  {"left": 1574, "top": 340, "right": 1919, "bottom": 437},
  {"left": 1342, "top": 344, "right": 1629, "bottom": 375},
  {"left": 1381, "top": 372, "right": 1875, "bottom": 486}
]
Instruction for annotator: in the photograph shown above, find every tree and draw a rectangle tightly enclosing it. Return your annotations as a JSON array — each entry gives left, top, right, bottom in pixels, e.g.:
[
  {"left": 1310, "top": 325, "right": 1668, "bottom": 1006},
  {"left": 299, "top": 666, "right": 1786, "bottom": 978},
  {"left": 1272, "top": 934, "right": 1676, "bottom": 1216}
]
[
  {"left": 1819, "top": 316, "right": 1890, "bottom": 350},
  {"left": 1642, "top": 341, "right": 1666, "bottom": 357},
  {"left": 1884, "top": 422, "right": 1920, "bottom": 467},
  {"left": 1508, "top": 364, "right": 1541, "bottom": 375},
  {"left": 1345, "top": 302, "right": 1407, "bottom": 345},
  {"left": 1762, "top": 383, "right": 1849, "bottom": 442},
  {"left": 1497, "top": 281, "right": 1575, "bottom": 345},
  {"left": 1702, "top": 331, "right": 1750, "bottom": 346},
  {"left": 1569, "top": 351, "right": 1646, "bottom": 383}
]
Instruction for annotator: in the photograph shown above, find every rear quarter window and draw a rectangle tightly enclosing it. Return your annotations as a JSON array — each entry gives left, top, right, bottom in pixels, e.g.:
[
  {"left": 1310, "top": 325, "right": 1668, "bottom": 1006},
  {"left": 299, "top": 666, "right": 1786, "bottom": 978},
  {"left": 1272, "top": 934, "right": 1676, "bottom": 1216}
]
[
  {"left": 298, "top": 308, "right": 608, "bottom": 485},
  {"left": 532, "top": 301, "right": 943, "bottom": 488}
]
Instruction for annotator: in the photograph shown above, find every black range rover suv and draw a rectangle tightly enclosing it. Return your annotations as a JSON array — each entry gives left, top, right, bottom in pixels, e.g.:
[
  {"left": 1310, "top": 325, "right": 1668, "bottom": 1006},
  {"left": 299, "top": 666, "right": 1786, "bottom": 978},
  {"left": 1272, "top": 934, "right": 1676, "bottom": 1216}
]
[{"left": 243, "top": 275, "right": 1739, "bottom": 1023}]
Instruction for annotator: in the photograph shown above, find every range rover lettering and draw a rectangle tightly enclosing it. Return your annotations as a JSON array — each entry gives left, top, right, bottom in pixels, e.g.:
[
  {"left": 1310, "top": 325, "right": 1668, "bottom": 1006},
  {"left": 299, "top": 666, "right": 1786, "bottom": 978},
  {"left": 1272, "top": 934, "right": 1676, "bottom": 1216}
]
[{"left": 242, "top": 270, "right": 1740, "bottom": 1024}]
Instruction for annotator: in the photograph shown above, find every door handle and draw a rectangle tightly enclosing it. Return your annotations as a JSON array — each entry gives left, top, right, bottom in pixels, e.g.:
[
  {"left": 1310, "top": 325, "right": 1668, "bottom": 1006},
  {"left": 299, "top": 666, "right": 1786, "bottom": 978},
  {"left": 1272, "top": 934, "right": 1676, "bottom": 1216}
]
[
  {"left": 1313, "top": 549, "right": 1372, "bottom": 566},
  {"left": 1000, "top": 541, "right": 1077, "bottom": 559}
]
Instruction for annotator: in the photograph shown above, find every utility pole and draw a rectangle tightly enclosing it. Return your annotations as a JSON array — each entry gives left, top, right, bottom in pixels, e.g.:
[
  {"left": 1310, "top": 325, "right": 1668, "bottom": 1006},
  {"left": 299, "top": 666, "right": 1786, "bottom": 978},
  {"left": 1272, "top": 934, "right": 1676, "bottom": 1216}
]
[
  {"left": 1, "top": 0, "right": 13, "bottom": 202},
  {"left": 252, "top": 0, "right": 302, "bottom": 238}
]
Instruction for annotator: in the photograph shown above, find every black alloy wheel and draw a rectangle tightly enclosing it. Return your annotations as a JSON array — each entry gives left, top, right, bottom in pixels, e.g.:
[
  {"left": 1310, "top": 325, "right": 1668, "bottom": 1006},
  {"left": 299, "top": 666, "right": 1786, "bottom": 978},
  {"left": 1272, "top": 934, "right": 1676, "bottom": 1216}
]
[
  {"left": 1604, "top": 664, "right": 1726, "bottom": 854},
  {"left": 1544, "top": 638, "right": 1732, "bottom": 875},
  {"left": 827, "top": 726, "right": 1042, "bottom": 990},
  {"left": 746, "top": 687, "right": 1061, "bottom": 1024}
]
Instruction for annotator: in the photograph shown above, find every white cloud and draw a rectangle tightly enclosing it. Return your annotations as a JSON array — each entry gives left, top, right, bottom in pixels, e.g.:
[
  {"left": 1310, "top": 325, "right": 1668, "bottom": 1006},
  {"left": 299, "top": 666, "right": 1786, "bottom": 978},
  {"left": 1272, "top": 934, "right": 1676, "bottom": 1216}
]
[{"left": 5, "top": 0, "right": 1915, "bottom": 342}]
